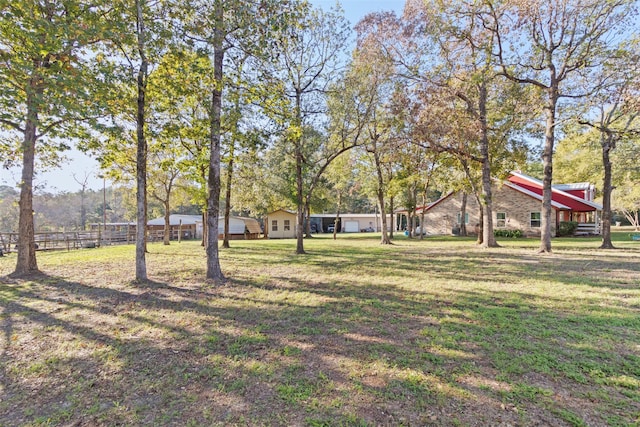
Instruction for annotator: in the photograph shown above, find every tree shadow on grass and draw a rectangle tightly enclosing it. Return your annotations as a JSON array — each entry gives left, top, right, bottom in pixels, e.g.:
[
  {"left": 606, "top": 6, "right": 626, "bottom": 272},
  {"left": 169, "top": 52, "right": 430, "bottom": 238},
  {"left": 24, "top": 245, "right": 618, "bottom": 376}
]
[
  {"left": 1, "top": 260, "right": 639, "bottom": 426},
  {"left": 0, "top": 271, "right": 483, "bottom": 425}
]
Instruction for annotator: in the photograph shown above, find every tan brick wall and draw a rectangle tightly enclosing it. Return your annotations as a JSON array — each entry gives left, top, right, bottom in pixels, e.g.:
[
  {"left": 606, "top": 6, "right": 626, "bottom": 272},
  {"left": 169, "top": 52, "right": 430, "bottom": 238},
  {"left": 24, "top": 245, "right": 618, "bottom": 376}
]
[
  {"left": 492, "top": 184, "right": 555, "bottom": 236},
  {"left": 425, "top": 193, "right": 482, "bottom": 235},
  {"left": 425, "top": 184, "right": 557, "bottom": 236}
]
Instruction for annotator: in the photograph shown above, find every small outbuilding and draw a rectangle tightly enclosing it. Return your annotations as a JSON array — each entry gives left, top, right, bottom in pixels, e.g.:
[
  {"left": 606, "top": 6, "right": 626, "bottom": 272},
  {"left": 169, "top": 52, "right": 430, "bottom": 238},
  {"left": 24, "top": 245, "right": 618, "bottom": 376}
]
[
  {"left": 147, "top": 214, "right": 203, "bottom": 240},
  {"left": 264, "top": 210, "right": 297, "bottom": 239},
  {"left": 309, "top": 213, "right": 386, "bottom": 233},
  {"left": 218, "top": 216, "right": 262, "bottom": 240}
]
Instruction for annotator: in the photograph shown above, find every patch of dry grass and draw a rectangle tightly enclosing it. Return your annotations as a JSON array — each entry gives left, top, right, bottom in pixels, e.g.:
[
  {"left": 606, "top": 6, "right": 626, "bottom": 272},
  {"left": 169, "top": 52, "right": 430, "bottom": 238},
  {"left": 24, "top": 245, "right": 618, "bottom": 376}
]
[{"left": 0, "top": 235, "right": 639, "bottom": 426}]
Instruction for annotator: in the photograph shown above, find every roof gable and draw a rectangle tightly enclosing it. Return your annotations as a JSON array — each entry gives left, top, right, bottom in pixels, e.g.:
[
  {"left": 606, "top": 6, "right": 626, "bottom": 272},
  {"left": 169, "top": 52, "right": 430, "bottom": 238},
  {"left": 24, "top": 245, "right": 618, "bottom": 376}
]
[
  {"left": 415, "top": 172, "right": 602, "bottom": 214},
  {"left": 508, "top": 172, "right": 602, "bottom": 212},
  {"left": 267, "top": 209, "right": 296, "bottom": 216}
]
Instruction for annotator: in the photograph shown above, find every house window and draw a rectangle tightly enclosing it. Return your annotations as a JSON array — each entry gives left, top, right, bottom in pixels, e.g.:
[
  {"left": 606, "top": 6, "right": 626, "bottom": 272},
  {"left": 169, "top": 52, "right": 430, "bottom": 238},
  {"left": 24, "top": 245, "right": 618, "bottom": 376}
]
[
  {"left": 496, "top": 212, "right": 506, "bottom": 228},
  {"left": 457, "top": 212, "right": 469, "bottom": 224},
  {"left": 530, "top": 212, "right": 541, "bottom": 228},
  {"left": 271, "top": 220, "right": 278, "bottom": 232},
  {"left": 284, "top": 220, "right": 290, "bottom": 231}
]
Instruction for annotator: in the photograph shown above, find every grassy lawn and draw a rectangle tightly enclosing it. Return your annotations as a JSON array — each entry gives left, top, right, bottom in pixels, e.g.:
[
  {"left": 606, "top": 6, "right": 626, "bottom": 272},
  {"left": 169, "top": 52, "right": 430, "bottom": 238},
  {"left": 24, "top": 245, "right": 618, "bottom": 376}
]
[{"left": 0, "top": 232, "right": 639, "bottom": 426}]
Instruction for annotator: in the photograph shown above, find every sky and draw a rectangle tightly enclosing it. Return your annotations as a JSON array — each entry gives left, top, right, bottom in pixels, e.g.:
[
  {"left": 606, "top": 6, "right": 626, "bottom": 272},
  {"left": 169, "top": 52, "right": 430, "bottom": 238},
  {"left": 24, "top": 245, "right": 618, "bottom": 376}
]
[{"left": 0, "top": 0, "right": 404, "bottom": 194}]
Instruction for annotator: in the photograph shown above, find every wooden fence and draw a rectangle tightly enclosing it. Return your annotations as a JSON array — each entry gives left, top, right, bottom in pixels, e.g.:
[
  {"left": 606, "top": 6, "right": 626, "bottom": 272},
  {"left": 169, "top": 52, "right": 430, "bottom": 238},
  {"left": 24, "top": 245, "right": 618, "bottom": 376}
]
[
  {"left": 0, "top": 228, "right": 197, "bottom": 254},
  {"left": 0, "top": 230, "right": 140, "bottom": 253}
]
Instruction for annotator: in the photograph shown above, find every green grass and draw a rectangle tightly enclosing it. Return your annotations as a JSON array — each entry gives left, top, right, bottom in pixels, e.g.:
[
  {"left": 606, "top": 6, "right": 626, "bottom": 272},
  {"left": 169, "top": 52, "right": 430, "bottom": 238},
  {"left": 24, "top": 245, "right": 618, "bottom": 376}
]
[{"left": 0, "top": 233, "right": 639, "bottom": 425}]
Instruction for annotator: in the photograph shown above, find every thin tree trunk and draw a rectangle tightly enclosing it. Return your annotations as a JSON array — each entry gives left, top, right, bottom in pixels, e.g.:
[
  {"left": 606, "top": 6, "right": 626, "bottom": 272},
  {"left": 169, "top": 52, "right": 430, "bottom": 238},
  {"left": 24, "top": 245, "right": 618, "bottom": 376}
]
[
  {"left": 152, "top": 175, "right": 176, "bottom": 246},
  {"left": 476, "top": 199, "right": 484, "bottom": 244},
  {"left": 419, "top": 189, "right": 427, "bottom": 240},
  {"left": 408, "top": 209, "right": 415, "bottom": 237},
  {"left": 163, "top": 200, "right": 171, "bottom": 245},
  {"left": 479, "top": 157, "right": 496, "bottom": 247},
  {"left": 412, "top": 185, "right": 418, "bottom": 236},
  {"left": 206, "top": 0, "right": 225, "bottom": 281},
  {"left": 304, "top": 197, "right": 313, "bottom": 238},
  {"left": 294, "top": 154, "right": 305, "bottom": 251},
  {"left": 222, "top": 156, "right": 233, "bottom": 249},
  {"left": 294, "top": 89, "right": 305, "bottom": 254},
  {"left": 373, "top": 150, "right": 391, "bottom": 244},
  {"left": 628, "top": 211, "right": 640, "bottom": 230},
  {"left": 459, "top": 192, "right": 468, "bottom": 236},
  {"left": 135, "top": 70, "right": 148, "bottom": 278},
  {"left": 378, "top": 193, "right": 390, "bottom": 244},
  {"left": 539, "top": 88, "right": 557, "bottom": 253},
  {"left": 201, "top": 210, "right": 207, "bottom": 247},
  {"left": 74, "top": 174, "right": 88, "bottom": 230},
  {"left": 388, "top": 196, "right": 394, "bottom": 239},
  {"left": 600, "top": 133, "right": 615, "bottom": 249},
  {"left": 333, "top": 193, "right": 341, "bottom": 241},
  {"left": 135, "top": 0, "right": 148, "bottom": 282}
]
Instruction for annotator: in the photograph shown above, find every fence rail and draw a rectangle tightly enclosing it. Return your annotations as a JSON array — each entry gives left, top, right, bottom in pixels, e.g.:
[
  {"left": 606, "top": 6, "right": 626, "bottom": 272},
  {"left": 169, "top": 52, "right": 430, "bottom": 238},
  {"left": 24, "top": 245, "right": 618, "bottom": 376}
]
[
  {"left": 0, "top": 229, "right": 198, "bottom": 254},
  {"left": 0, "top": 231, "right": 102, "bottom": 253},
  {"left": 0, "top": 230, "right": 140, "bottom": 253}
]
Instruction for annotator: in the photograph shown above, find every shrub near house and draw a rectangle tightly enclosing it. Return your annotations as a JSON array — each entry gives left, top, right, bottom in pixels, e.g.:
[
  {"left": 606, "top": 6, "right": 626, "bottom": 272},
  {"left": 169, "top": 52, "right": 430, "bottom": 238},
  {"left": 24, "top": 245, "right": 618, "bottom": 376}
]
[
  {"left": 558, "top": 221, "right": 579, "bottom": 237},
  {"left": 494, "top": 229, "right": 523, "bottom": 238}
]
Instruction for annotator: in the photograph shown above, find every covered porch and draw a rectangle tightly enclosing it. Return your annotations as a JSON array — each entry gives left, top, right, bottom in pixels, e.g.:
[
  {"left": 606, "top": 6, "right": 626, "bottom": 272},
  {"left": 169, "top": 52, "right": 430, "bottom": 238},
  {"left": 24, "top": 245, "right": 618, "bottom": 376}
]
[{"left": 558, "top": 210, "right": 601, "bottom": 235}]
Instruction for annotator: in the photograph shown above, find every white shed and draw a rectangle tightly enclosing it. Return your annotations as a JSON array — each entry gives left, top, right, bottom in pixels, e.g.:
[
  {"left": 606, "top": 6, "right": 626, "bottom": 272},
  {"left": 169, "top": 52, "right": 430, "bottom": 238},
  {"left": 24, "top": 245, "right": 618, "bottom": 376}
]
[
  {"left": 265, "top": 210, "right": 297, "bottom": 239},
  {"left": 217, "top": 216, "right": 261, "bottom": 239}
]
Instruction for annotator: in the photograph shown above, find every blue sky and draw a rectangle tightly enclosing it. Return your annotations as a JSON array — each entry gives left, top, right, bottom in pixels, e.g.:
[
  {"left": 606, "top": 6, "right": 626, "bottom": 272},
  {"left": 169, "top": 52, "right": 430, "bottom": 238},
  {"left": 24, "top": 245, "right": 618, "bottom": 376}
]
[
  {"left": 312, "top": 0, "right": 404, "bottom": 23},
  {"left": 0, "top": 1, "right": 404, "bottom": 194}
]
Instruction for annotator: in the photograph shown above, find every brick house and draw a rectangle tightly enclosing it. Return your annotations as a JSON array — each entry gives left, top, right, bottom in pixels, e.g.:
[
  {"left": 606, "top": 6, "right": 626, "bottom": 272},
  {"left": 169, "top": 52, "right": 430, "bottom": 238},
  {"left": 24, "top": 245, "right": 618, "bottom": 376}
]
[{"left": 412, "top": 172, "right": 602, "bottom": 236}]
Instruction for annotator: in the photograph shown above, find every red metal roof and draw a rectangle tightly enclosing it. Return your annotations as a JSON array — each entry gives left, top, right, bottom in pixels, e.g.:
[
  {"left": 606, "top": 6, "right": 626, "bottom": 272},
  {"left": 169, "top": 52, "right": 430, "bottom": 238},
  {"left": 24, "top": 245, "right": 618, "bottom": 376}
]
[
  {"left": 508, "top": 173, "right": 600, "bottom": 212},
  {"left": 398, "top": 172, "right": 601, "bottom": 215}
]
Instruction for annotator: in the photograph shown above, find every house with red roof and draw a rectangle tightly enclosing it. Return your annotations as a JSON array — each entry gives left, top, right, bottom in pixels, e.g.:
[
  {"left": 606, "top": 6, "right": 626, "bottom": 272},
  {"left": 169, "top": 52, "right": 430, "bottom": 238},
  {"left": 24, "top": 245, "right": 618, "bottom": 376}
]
[{"left": 404, "top": 171, "right": 602, "bottom": 237}]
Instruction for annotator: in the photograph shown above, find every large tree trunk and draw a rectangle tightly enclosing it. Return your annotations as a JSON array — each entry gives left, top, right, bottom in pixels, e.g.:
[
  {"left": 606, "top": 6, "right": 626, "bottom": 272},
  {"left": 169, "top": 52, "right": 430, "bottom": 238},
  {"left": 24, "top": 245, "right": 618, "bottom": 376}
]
[
  {"left": 13, "top": 83, "right": 41, "bottom": 276},
  {"left": 206, "top": 2, "right": 225, "bottom": 281},
  {"left": 135, "top": 0, "right": 148, "bottom": 282},
  {"left": 478, "top": 83, "right": 498, "bottom": 247},
  {"left": 539, "top": 88, "right": 557, "bottom": 253},
  {"left": 600, "top": 133, "right": 615, "bottom": 249}
]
